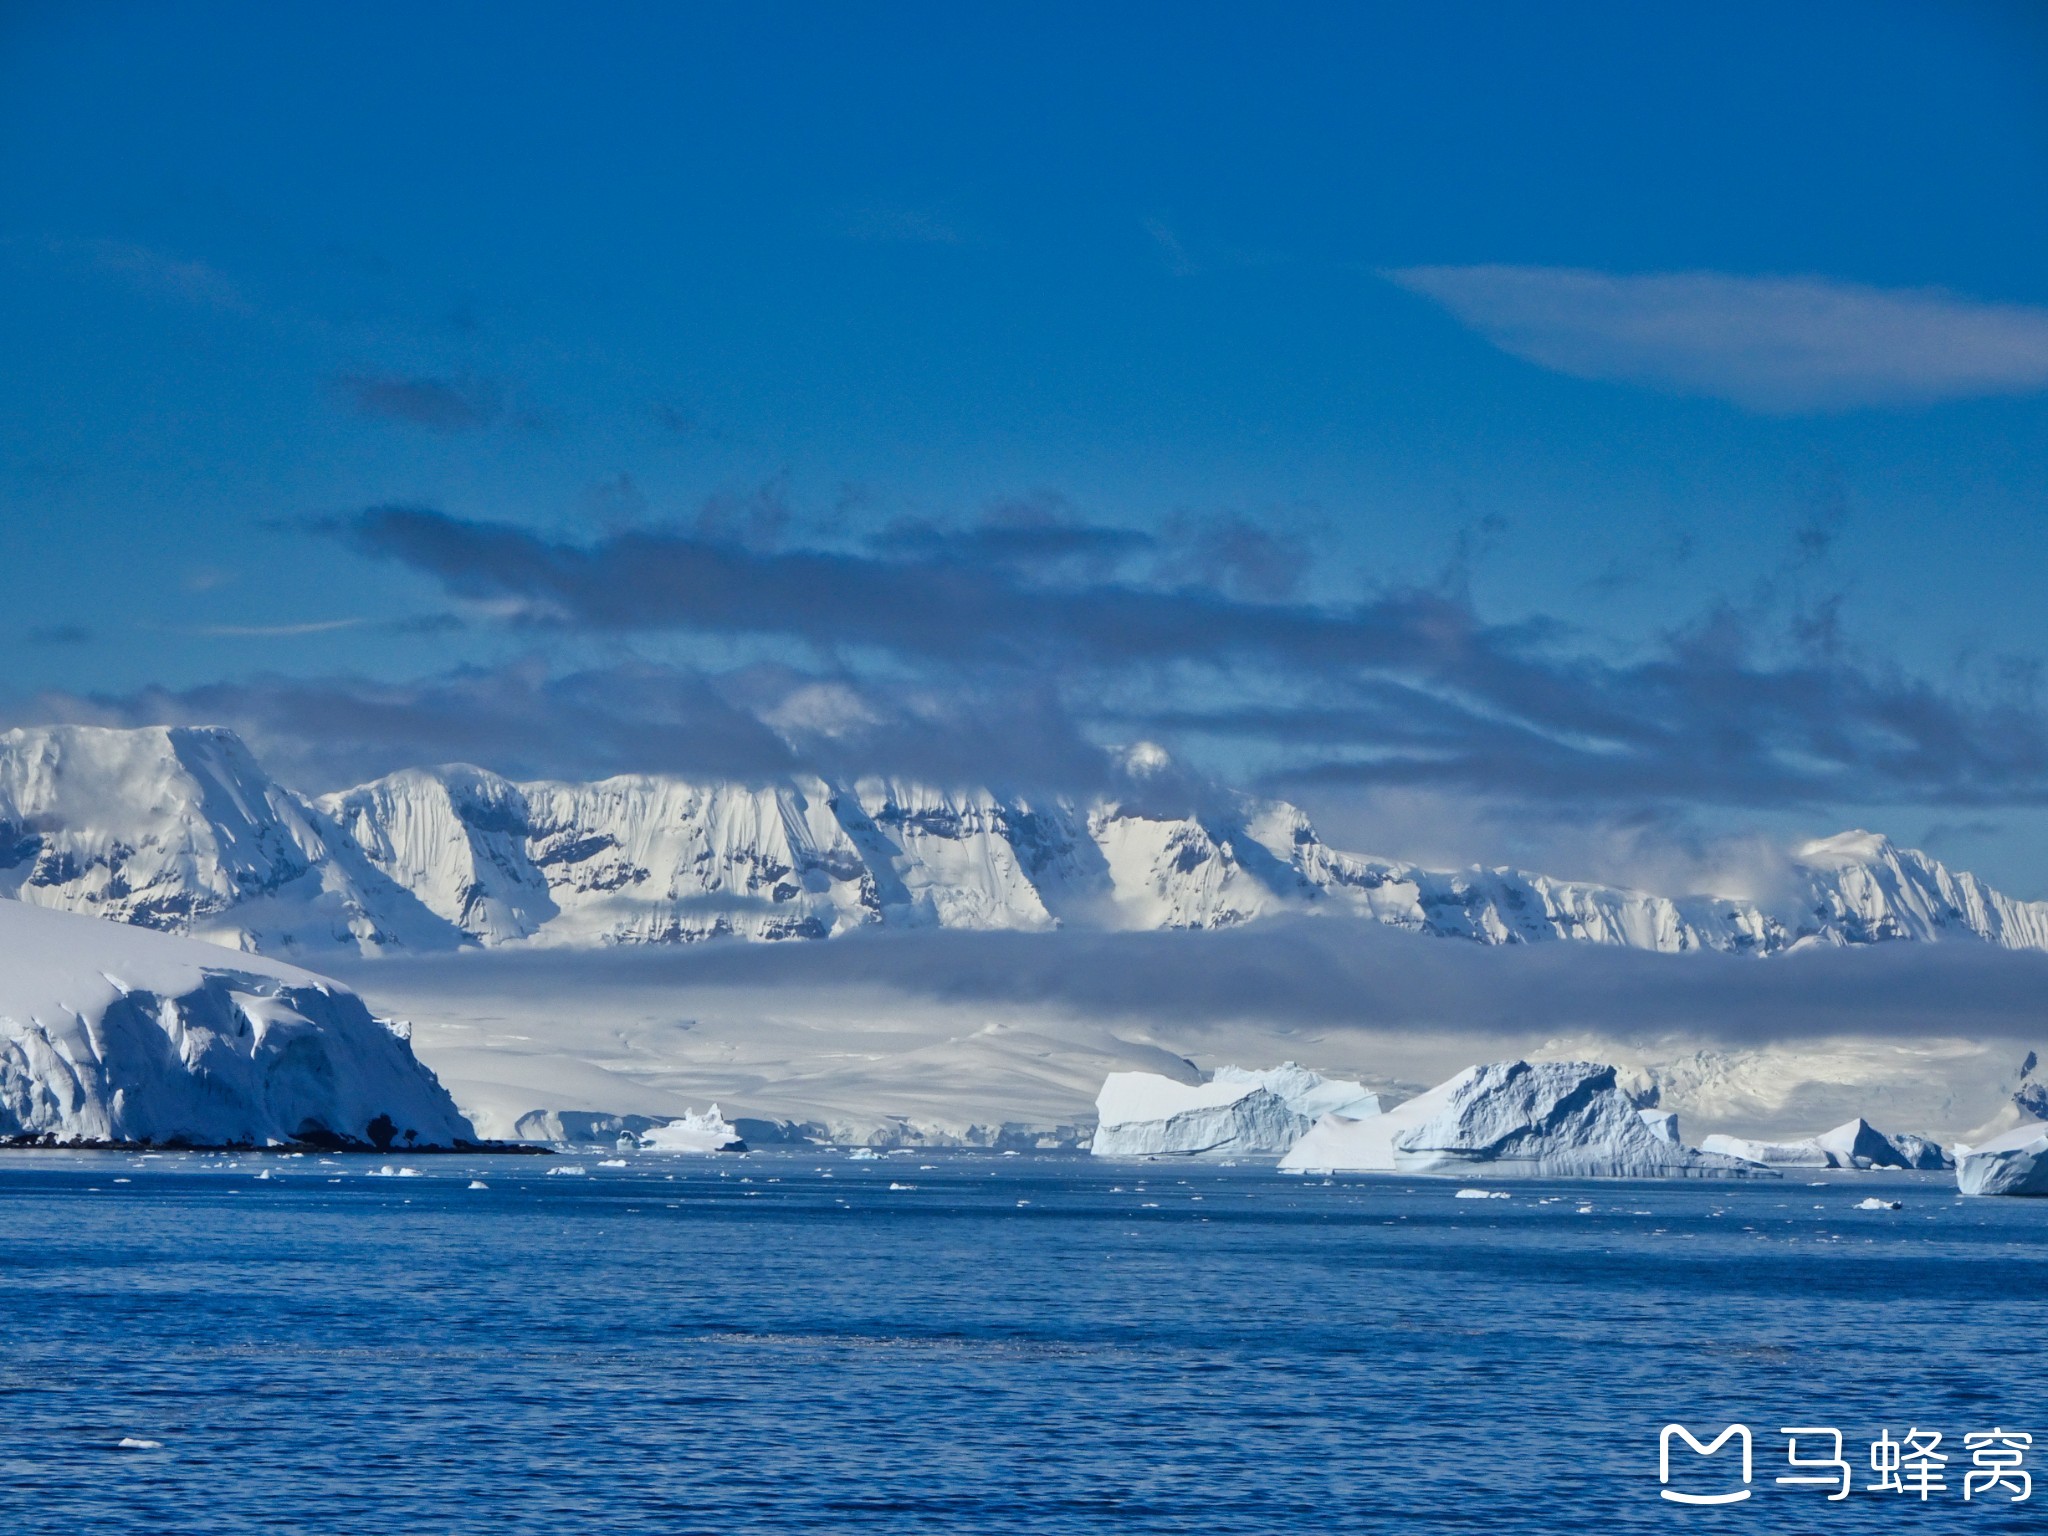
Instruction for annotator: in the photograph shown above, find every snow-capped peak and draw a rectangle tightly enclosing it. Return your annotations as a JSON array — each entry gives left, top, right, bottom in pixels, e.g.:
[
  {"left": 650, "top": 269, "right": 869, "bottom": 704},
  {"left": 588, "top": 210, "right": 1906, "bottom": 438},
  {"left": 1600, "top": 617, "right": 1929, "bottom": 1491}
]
[{"left": 4, "top": 725, "right": 2047, "bottom": 961}]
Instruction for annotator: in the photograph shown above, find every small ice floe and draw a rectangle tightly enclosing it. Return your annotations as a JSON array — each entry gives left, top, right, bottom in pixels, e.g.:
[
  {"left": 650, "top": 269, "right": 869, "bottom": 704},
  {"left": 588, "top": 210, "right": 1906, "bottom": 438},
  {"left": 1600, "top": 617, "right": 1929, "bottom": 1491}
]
[
  {"left": 116, "top": 1437, "right": 162, "bottom": 1451},
  {"left": 397, "top": 1167, "right": 421, "bottom": 1178},
  {"left": 1856, "top": 1197, "right": 1904, "bottom": 1211},
  {"left": 466, "top": 1180, "right": 489, "bottom": 1190},
  {"left": 597, "top": 1159, "right": 628, "bottom": 1168},
  {"left": 1454, "top": 1188, "right": 1510, "bottom": 1200},
  {"left": 372, "top": 1165, "right": 397, "bottom": 1177},
  {"left": 254, "top": 1169, "right": 274, "bottom": 1181},
  {"left": 888, "top": 1182, "right": 916, "bottom": 1191},
  {"left": 546, "top": 1165, "right": 587, "bottom": 1177},
  {"left": 847, "top": 1148, "right": 880, "bottom": 1161}
]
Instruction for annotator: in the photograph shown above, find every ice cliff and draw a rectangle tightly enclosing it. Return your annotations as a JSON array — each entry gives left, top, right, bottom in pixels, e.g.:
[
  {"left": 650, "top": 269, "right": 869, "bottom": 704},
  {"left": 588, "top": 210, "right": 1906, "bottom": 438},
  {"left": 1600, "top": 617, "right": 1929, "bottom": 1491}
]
[
  {"left": 8, "top": 724, "right": 2048, "bottom": 961},
  {"left": 1278, "top": 1060, "right": 1775, "bottom": 1179},
  {"left": 0, "top": 897, "right": 473, "bottom": 1148},
  {"left": 1699, "top": 1118, "right": 1950, "bottom": 1170},
  {"left": 1090, "top": 1062, "right": 1380, "bottom": 1157},
  {"left": 1955, "top": 1121, "right": 2048, "bottom": 1196}
]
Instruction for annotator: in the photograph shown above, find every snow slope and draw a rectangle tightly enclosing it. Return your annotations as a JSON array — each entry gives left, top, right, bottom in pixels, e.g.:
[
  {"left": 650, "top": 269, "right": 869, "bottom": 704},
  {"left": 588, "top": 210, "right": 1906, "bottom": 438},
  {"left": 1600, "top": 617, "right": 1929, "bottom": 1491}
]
[
  {"left": 1278, "top": 1060, "right": 1775, "bottom": 1179},
  {"left": 1090, "top": 1063, "right": 1380, "bottom": 1157},
  {"left": 0, "top": 897, "right": 473, "bottom": 1147},
  {"left": 1699, "top": 1118, "right": 1950, "bottom": 1170},
  {"left": 9, "top": 724, "right": 2048, "bottom": 962}
]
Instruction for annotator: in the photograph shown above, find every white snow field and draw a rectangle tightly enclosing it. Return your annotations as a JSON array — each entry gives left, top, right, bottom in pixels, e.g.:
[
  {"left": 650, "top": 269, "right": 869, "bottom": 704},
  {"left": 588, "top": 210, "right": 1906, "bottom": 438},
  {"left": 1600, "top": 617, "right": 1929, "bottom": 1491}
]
[
  {"left": 1090, "top": 1063, "right": 1379, "bottom": 1156},
  {"left": 638, "top": 1105, "right": 747, "bottom": 1153},
  {"left": 5, "top": 725, "right": 2047, "bottom": 1153},
  {"left": 0, "top": 898, "right": 472, "bottom": 1148},
  {"left": 7, "top": 724, "right": 2048, "bottom": 959},
  {"left": 1278, "top": 1061, "right": 1775, "bottom": 1179},
  {"left": 1699, "top": 1118, "right": 1950, "bottom": 1170},
  {"left": 1955, "top": 1121, "right": 2048, "bottom": 1196}
]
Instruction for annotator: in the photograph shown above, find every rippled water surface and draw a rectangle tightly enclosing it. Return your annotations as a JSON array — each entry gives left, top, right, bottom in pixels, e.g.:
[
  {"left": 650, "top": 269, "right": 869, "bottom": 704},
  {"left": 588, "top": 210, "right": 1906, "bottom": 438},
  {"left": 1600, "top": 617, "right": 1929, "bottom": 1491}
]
[{"left": 1, "top": 1150, "right": 2042, "bottom": 1533}]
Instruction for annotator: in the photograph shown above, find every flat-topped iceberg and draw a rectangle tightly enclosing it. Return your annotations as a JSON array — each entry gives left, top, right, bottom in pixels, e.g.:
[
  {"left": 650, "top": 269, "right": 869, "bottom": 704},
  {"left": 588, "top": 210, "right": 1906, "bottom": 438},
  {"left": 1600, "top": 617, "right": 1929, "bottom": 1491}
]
[
  {"left": 0, "top": 898, "right": 472, "bottom": 1148},
  {"left": 1699, "top": 1118, "right": 1950, "bottom": 1171},
  {"left": 639, "top": 1105, "right": 748, "bottom": 1153},
  {"left": 1091, "top": 1062, "right": 1380, "bottom": 1157},
  {"left": 1279, "top": 1060, "right": 1774, "bottom": 1179},
  {"left": 1955, "top": 1121, "right": 2048, "bottom": 1196}
]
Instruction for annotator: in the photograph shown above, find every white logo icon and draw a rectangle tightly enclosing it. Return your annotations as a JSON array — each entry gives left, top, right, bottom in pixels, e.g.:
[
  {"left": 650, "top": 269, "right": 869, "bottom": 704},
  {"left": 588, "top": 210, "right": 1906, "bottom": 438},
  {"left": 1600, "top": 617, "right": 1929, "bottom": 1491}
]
[{"left": 1660, "top": 1423, "right": 1753, "bottom": 1505}]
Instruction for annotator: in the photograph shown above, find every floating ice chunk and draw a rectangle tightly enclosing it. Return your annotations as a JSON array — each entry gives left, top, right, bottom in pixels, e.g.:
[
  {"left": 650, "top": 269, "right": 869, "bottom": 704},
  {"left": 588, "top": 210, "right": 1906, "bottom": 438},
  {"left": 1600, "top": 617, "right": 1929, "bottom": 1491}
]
[
  {"left": 1092, "top": 1063, "right": 1381, "bottom": 1158},
  {"left": 639, "top": 1106, "right": 747, "bottom": 1154},
  {"left": 596, "top": 1159, "right": 628, "bottom": 1168},
  {"left": 1700, "top": 1118, "right": 1949, "bottom": 1171},
  {"left": 396, "top": 1167, "right": 421, "bottom": 1178},
  {"left": 847, "top": 1148, "right": 880, "bottom": 1161},
  {"left": 116, "top": 1438, "right": 162, "bottom": 1451},
  {"left": 466, "top": 1180, "right": 489, "bottom": 1190},
  {"left": 1280, "top": 1061, "right": 1776, "bottom": 1180},
  {"left": 1454, "top": 1188, "right": 1511, "bottom": 1199},
  {"left": 254, "top": 1169, "right": 274, "bottom": 1181},
  {"left": 1855, "top": 1197, "right": 1903, "bottom": 1211},
  {"left": 547, "top": 1165, "right": 587, "bottom": 1176},
  {"left": 1956, "top": 1121, "right": 2048, "bottom": 1197}
]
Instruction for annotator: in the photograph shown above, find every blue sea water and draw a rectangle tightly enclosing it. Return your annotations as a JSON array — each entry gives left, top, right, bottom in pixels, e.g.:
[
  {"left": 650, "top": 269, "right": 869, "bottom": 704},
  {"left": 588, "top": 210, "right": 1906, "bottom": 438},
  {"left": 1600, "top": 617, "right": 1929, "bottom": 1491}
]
[{"left": 0, "top": 1149, "right": 2042, "bottom": 1534}]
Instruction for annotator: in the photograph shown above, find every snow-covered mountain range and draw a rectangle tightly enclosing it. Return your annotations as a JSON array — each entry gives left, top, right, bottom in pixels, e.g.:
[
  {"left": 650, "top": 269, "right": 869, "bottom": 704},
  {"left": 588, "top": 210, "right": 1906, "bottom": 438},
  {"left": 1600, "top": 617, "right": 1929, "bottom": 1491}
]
[{"left": 4, "top": 723, "right": 2046, "bottom": 959}]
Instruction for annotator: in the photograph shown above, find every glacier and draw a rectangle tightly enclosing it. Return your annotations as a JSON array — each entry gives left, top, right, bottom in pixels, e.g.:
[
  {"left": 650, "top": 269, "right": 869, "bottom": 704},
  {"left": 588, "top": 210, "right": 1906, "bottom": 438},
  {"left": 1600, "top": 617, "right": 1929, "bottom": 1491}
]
[
  {"left": 1955, "top": 1120, "right": 2048, "bottom": 1197},
  {"left": 1090, "top": 1062, "right": 1380, "bottom": 1157},
  {"left": 1698, "top": 1118, "right": 1950, "bottom": 1170},
  {"left": 1278, "top": 1060, "right": 1776, "bottom": 1179},
  {"left": 6, "top": 724, "right": 2048, "bottom": 962},
  {"left": 0, "top": 897, "right": 473, "bottom": 1148}
]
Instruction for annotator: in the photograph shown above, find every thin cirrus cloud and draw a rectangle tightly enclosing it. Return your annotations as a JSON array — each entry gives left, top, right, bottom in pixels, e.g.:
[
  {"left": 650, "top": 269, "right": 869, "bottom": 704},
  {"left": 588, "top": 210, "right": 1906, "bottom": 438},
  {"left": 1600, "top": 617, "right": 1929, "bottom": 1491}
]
[
  {"left": 331, "top": 373, "right": 503, "bottom": 432},
  {"left": 1385, "top": 265, "right": 2048, "bottom": 412}
]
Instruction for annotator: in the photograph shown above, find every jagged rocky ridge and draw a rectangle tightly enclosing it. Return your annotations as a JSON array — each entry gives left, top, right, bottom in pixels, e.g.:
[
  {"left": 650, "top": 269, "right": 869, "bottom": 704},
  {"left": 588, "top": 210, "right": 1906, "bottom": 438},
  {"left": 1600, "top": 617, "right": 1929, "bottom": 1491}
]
[{"left": 7, "top": 723, "right": 2048, "bottom": 958}]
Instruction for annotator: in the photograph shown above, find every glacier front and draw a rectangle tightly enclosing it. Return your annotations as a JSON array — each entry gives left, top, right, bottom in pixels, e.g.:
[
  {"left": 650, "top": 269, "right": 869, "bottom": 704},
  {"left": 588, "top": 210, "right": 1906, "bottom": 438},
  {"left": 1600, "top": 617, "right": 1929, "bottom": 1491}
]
[
  {"left": 0, "top": 897, "right": 473, "bottom": 1148},
  {"left": 1278, "top": 1060, "right": 1775, "bottom": 1179},
  {"left": 1090, "top": 1063, "right": 1381, "bottom": 1157}
]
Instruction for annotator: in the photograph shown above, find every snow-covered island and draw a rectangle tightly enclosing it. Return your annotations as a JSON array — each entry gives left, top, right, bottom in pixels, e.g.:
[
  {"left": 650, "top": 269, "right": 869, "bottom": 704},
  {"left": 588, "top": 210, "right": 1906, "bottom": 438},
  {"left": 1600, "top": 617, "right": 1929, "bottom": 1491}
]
[
  {"left": 1279, "top": 1060, "right": 1776, "bottom": 1179},
  {"left": 1090, "top": 1063, "right": 1381, "bottom": 1157},
  {"left": 0, "top": 898, "right": 474, "bottom": 1149},
  {"left": 1699, "top": 1118, "right": 1949, "bottom": 1171}
]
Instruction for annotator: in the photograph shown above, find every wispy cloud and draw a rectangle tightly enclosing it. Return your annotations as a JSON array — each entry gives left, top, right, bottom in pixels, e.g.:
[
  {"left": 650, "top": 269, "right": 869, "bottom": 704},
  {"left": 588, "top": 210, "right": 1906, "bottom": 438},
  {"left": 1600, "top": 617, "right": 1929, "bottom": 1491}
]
[
  {"left": 843, "top": 205, "right": 963, "bottom": 245},
  {"left": 302, "top": 503, "right": 2048, "bottom": 813},
  {"left": 46, "top": 237, "right": 252, "bottom": 313},
  {"left": 331, "top": 373, "right": 502, "bottom": 432},
  {"left": 1386, "top": 265, "right": 2048, "bottom": 411}
]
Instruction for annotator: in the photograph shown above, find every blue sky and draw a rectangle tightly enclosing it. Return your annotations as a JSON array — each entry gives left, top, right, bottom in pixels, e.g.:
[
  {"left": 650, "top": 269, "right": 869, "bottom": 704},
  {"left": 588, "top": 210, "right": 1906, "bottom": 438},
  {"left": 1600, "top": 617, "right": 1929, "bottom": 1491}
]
[{"left": 4, "top": 1, "right": 2048, "bottom": 893}]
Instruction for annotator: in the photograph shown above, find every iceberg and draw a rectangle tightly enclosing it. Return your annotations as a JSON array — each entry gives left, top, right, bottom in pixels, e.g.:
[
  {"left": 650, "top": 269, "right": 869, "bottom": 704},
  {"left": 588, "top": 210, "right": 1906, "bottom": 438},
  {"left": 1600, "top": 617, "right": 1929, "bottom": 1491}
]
[
  {"left": 1698, "top": 1118, "right": 1949, "bottom": 1171},
  {"left": 0, "top": 898, "right": 473, "bottom": 1149},
  {"left": 1090, "top": 1062, "right": 1380, "bottom": 1157},
  {"left": 639, "top": 1105, "right": 748, "bottom": 1153},
  {"left": 1638, "top": 1109, "right": 1681, "bottom": 1145},
  {"left": 1955, "top": 1122, "right": 2048, "bottom": 1197},
  {"left": 1278, "top": 1060, "right": 1774, "bottom": 1179}
]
